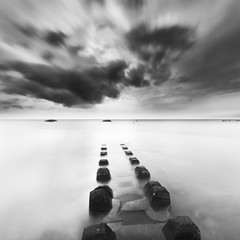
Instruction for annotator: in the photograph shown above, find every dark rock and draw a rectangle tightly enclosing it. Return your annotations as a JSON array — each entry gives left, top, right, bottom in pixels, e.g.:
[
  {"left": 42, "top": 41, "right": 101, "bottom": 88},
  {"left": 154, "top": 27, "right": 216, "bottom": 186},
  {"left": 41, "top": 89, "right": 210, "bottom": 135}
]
[
  {"left": 101, "top": 147, "right": 107, "bottom": 151},
  {"left": 100, "top": 151, "right": 107, "bottom": 156},
  {"left": 122, "top": 146, "right": 128, "bottom": 150},
  {"left": 99, "top": 159, "right": 109, "bottom": 166},
  {"left": 97, "top": 168, "right": 111, "bottom": 182},
  {"left": 143, "top": 181, "right": 162, "bottom": 195},
  {"left": 102, "top": 119, "right": 112, "bottom": 122},
  {"left": 125, "top": 150, "right": 133, "bottom": 156},
  {"left": 82, "top": 223, "right": 116, "bottom": 240},
  {"left": 146, "top": 185, "right": 171, "bottom": 209},
  {"left": 44, "top": 119, "right": 57, "bottom": 122},
  {"left": 89, "top": 186, "right": 113, "bottom": 214},
  {"left": 94, "top": 185, "right": 113, "bottom": 198},
  {"left": 162, "top": 216, "right": 201, "bottom": 240},
  {"left": 120, "top": 144, "right": 125, "bottom": 146},
  {"left": 129, "top": 157, "right": 140, "bottom": 165},
  {"left": 135, "top": 166, "right": 150, "bottom": 179}
]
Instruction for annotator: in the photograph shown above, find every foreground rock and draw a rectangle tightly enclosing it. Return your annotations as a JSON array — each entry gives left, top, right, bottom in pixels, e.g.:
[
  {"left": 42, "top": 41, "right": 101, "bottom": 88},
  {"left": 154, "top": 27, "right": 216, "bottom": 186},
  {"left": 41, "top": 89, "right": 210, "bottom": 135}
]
[
  {"left": 162, "top": 216, "right": 201, "bottom": 240},
  {"left": 89, "top": 186, "right": 113, "bottom": 214},
  {"left": 101, "top": 147, "right": 107, "bottom": 151},
  {"left": 144, "top": 181, "right": 170, "bottom": 210},
  {"left": 82, "top": 223, "right": 116, "bottom": 240},
  {"left": 129, "top": 157, "right": 140, "bottom": 165},
  {"left": 135, "top": 166, "right": 150, "bottom": 179},
  {"left": 99, "top": 159, "right": 109, "bottom": 166},
  {"left": 122, "top": 146, "right": 128, "bottom": 150}
]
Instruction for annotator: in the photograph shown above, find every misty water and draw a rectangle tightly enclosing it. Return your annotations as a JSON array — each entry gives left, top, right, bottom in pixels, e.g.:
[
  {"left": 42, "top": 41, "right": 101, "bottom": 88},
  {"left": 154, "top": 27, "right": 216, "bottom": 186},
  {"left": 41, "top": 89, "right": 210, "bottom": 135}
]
[{"left": 0, "top": 120, "right": 240, "bottom": 240}]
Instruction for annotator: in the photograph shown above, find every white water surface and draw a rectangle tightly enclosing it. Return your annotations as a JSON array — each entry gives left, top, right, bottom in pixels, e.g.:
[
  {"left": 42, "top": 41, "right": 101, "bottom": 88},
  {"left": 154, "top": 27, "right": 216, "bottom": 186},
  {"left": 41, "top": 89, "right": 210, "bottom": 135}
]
[{"left": 0, "top": 120, "right": 240, "bottom": 240}]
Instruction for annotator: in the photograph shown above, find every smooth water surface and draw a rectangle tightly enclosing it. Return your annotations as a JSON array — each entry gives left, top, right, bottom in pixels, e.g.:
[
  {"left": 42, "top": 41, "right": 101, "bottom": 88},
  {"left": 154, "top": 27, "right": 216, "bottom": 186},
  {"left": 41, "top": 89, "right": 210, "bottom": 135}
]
[{"left": 0, "top": 120, "right": 240, "bottom": 240}]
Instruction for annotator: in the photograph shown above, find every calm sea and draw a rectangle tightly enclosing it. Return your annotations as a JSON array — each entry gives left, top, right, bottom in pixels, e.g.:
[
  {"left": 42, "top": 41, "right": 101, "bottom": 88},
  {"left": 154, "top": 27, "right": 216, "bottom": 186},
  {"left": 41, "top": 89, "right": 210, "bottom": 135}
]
[{"left": 0, "top": 120, "right": 240, "bottom": 240}]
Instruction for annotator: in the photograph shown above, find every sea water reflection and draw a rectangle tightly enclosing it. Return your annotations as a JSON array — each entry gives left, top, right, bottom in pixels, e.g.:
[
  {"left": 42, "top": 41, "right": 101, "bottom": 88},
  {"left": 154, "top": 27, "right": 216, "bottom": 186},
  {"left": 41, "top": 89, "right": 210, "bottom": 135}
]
[{"left": 0, "top": 120, "right": 240, "bottom": 240}]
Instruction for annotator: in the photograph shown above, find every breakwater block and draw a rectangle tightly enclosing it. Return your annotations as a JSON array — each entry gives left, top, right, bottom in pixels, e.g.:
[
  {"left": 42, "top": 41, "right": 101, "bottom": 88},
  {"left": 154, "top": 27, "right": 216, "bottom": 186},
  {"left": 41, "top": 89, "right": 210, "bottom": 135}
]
[
  {"left": 129, "top": 157, "right": 140, "bottom": 165},
  {"left": 99, "top": 159, "right": 109, "bottom": 166},
  {"left": 162, "top": 216, "right": 201, "bottom": 240},
  {"left": 101, "top": 147, "right": 107, "bottom": 151},
  {"left": 82, "top": 223, "right": 116, "bottom": 240},
  {"left": 144, "top": 181, "right": 170, "bottom": 209},
  {"left": 89, "top": 186, "right": 113, "bottom": 213},
  {"left": 97, "top": 168, "right": 111, "bottom": 182},
  {"left": 125, "top": 150, "right": 133, "bottom": 156},
  {"left": 122, "top": 146, "right": 128, "bottom": 150},
  {"left": 135, "top": 166, "right": 150, "bottom": 179},
  {"left": 100, "top": 151, "right": 107, "bottom": 156}
]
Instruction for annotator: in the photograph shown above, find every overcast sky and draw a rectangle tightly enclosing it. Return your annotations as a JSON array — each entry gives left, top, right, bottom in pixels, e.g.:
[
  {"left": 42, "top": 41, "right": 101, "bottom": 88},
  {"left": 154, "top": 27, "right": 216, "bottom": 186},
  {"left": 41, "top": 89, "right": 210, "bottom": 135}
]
[{"left": 0, "top": 0, "right": 240, "bottom": 119}]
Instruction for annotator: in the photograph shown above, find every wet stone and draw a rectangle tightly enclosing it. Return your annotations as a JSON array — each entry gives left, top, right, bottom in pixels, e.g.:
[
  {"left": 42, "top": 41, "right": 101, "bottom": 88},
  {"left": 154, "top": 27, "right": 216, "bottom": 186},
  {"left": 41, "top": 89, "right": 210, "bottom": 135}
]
[
  {"left": 162, "top": 216, "right": 201, "bottom": 240},
  {"left": 129, "top": 157, "right": 140, "bottom": 165},
  {"left": 101, "top": 147, "right": 107, "bottom": 151},
  {"left": 99, "top": 159, "right": 109, "bottom": 166},
  {"left": 97, "top": 168, "right": 111, "bottom": 182},
  {"left": 135, "top": 166, "right": 150, "bottom": 179},
  {"left": 100, "top": 151, "right": 107, "bottom": 156},
  {"left": 125, "top": 150, "right": 133, "bottom": 156},
  {"left": 82, "top": 223, "right": 116, "bottom": 240},
  {"left": 146, "top": 185, "right": 171, "bottom": 210},
  {"left": 89, "top": 186, "right": 113, "bottom": 214},
  {"left": 143, "top": 181, "right": 162, "bottom": 195},
  {"left": 122, "top": 146, "right": 128, "bottom": 150}
]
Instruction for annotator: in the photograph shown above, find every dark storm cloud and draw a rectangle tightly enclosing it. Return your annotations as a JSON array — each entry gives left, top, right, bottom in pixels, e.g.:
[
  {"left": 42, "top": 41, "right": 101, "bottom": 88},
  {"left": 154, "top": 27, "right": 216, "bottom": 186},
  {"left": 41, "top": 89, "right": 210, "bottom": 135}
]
[
  {"left": 44, "top": 31, "right": 67, "bottom": 47},
  {"left": 179, "top": 0, "right": 240, "bottom": 95},
  {"left": 127, "top": 65, "right": 150, "bottom": 87},
  {"left": 0, "top": 99, "right": 23, "bottom": 111},
  {"left": 122, "top": 0, "right": 145, "bottom": 10},
  {"left": 0, "top": 60, "right": 140, "bottom": 107}
]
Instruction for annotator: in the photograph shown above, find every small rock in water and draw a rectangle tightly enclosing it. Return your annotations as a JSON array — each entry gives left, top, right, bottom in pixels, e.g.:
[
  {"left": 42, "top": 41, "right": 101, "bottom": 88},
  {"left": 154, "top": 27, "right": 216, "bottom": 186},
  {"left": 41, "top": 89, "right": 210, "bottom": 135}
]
[
  {"left": 143, "top": 181, "right": 162, "bottom": 195},
  {"left": 129, "top": 157, "right": 140, "bottom": 165},
  {"left": 100, "top": 151, "right": 107, "bottom": 156},
  {"left": 97, "top": 168, "right": 111, "bottom": 182},
  {"left": 101, "top": 147, "right": 107, "bottom": 151},
  {"left": 125, "top": 150, "right": 133, "bottom": 156},
  {"left": 135, "top": 166, "right": 150, "bottom": 179},
  {"left": 99, "top": 159, "right": 109, "bottom": 166},
  {"left": 162, "top": 216, "right": 201, "bottom": 240},
  {"left": 89, "top": 186, "right": 113, "bottom": 214},
  {"left": 146, "top": 185, "right": 171, "bottom": 209},
  {"left": 82, "top": 223, "right": 116, "bottom": 240},
  {"left": 122, "top": 146, "right": 128, "bottom": 150}
]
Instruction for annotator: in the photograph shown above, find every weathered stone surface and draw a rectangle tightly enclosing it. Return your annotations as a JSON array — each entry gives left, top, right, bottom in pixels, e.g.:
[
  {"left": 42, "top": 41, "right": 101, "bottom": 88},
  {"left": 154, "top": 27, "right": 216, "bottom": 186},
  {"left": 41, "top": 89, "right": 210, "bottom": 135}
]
[
  {"left": 122, "top": 146, "right": 128, "bottom": 150},
  {"left": 162, "top": 216, "right": 201, "bottom": 240},
  {"left": 129, "top": 157, "right": 140, "bottom": 165},
  {"left": 89, "top": 186, "right": 113, "bottom": 214},
  {"left": 101, "top": 147, "right": 107, "bottom": 151},
  {"left": 94, "top": 185, "right": 113, "bottom": 198},
  {"left": 82, "top": 223, "right": 116, "bottom": 240},
  {"left": 146, "top": 185, "right": 171, "bottom": 209},
  {"left": 135, "top": 166, "right": 150, "bottom": 179},
  {"left": 100, "top": 151, "right": 107, "bottom": 156},
  {"left": 99, "top": 159, "right": 109, "bottom": 166},
  {"left": 125, "top": 150, "right": 133, "bottom": 156},
  {"left": 97, "top": 168, "right": 111, "bottom": 182},
  {"left": 143, "top": 181, "right": 162, "bottom": 195}
]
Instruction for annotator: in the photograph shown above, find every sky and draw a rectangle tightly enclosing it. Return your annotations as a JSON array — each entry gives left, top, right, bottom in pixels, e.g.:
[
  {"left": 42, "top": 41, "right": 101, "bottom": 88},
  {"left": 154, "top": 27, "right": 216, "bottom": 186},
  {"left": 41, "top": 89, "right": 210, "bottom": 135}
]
[{"left": 0, "top": 0, "right": 240, "bottom": 119}]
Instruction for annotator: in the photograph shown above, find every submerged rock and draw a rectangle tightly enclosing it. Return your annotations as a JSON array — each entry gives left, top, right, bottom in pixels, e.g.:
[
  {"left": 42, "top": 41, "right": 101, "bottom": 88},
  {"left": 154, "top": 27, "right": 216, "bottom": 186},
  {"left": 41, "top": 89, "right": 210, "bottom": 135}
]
[
  {"left": 162, "top": 216, "right": 201, "bottom": 240},
  {"left": 100, "top": 151, "right": 107, "bottom": 156},
  {"left": 125, "top": 150, "right": 133, "bottom": 156},
  {"left": 82, "top": 223, "right": 116, "bottom": 240},
  {"left": 135, "top": 166, "right": 150, "bottom": 179},
  {"left": 89, "top": 186, "right": 113, "bottom": 214},
  {"left": 97, "top": 168, "right": 111, "bottom": 182},
  {"left": 129, "top": 157, "right": 140, "bottom": 165},
  {"left": 99, "top": 159, "right": 109, "bottom": 166}
]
